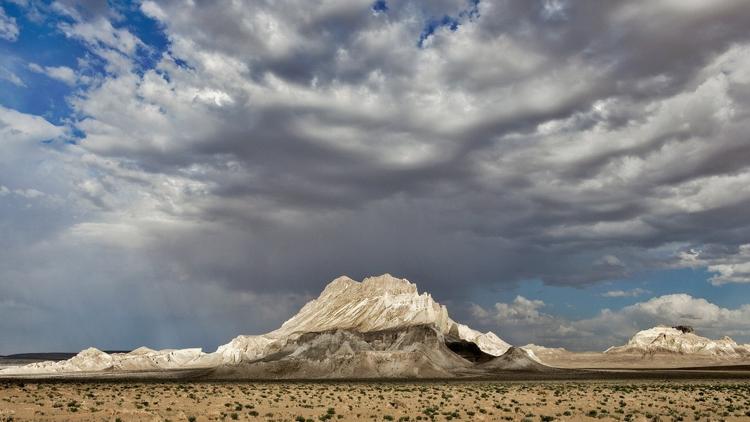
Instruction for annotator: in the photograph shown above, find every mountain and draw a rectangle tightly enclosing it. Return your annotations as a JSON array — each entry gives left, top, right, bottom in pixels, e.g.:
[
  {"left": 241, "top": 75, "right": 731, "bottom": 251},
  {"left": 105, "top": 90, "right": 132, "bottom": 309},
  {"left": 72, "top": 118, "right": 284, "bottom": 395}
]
[
  {"left": 605, "top": 326, "right": 750, "bottom": 357},
  {"left": 214, "top": 274, "right": 510, "bottom": 365},
  {"left": 0, "top": 274, "right": 515, "bottom": 379}
]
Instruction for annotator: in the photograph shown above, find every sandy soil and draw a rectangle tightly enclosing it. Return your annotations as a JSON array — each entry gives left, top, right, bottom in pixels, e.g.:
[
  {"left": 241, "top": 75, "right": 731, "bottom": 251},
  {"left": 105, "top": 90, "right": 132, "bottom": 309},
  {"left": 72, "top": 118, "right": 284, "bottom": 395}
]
[{"left": 2, "top": 379, "right": 750, "bottom": 421}]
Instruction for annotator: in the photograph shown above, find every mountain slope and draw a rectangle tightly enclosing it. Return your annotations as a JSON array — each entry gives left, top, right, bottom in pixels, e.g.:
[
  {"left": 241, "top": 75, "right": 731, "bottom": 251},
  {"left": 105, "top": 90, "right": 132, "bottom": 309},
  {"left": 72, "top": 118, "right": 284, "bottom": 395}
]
[{"left": 479, "top": 347, "right": 553, "bottom": 371}]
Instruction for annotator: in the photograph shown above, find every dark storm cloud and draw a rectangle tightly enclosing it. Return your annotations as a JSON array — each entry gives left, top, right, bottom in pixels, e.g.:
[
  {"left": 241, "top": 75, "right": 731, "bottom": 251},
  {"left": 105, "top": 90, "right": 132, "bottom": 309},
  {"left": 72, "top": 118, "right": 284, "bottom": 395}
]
[
  {"left": 3, "top": 0, "right": 750, "bottom": 352},
  {"left": 77, "top": 0, "right": 750, "bottom": 292}
]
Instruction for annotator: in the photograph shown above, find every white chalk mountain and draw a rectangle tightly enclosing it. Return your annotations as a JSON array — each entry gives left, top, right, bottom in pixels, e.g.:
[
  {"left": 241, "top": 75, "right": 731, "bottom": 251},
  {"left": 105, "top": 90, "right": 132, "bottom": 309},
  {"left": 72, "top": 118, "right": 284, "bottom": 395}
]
[
  {"left": 216, "top": 274, "right": 510, "bottom": 365},
  {"left": 1, "top": 274, "right": 525, "bottom": 379},
  {"left": 605, "top": 325, "right": 750, "bottom": 357}
]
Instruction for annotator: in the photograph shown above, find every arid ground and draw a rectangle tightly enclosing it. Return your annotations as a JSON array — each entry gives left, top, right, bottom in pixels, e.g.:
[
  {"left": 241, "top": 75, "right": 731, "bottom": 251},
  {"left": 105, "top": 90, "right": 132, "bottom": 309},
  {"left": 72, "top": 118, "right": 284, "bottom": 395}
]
[{"left": 2, "top": 379, "right": 750, "bottom": 421}]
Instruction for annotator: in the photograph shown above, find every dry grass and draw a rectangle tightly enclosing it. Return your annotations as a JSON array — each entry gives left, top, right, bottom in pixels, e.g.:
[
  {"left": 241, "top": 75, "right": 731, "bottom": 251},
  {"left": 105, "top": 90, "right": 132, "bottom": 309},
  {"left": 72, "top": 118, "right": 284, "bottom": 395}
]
[{"left": 2, "top": 380, "right": 750, "bottom": 421}]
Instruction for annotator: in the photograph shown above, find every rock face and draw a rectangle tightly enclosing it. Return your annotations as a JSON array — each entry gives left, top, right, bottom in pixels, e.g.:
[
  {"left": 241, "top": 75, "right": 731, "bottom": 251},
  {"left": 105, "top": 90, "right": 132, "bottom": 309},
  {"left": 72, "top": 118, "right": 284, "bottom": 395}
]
[
  {"left": 214, "top": 325, "right": 473, "bottom": 379},
  {"left": 0, "top": 274, "right": 513, "bottom": 378},
  {"left": 605, "top": 326, "right": 749, "bottom": 357}
]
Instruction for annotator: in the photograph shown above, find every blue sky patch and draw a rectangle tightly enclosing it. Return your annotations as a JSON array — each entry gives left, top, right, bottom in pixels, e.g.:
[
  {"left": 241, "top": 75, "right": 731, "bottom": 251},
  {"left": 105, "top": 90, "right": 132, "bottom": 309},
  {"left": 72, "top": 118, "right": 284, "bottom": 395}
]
[
  {"left": 417, "top": 0, "right": 480, "bottom": 47},
  {"left": 372, "top": 0, "right": 388, "bottom": 14},
  {"left": 0, "top": 1, "right": 169, "bottom": 128}
]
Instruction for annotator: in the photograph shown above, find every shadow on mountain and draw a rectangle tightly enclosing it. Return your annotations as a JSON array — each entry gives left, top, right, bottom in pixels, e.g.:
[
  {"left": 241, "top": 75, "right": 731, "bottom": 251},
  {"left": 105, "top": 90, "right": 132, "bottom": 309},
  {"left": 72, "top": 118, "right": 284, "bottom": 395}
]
[{"left": 445, "top": 340, "right": 495, "bottom": 363}]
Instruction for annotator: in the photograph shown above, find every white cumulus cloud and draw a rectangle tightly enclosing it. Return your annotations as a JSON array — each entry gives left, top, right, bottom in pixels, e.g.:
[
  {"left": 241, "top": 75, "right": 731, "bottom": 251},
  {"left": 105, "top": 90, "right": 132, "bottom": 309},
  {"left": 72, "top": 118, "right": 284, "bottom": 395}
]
[
  {"left": 472, "top": 293, "right": 750, "bottom": 351},
  {"left": 28, "top": 63, "right": 77, "bottom": 85}
]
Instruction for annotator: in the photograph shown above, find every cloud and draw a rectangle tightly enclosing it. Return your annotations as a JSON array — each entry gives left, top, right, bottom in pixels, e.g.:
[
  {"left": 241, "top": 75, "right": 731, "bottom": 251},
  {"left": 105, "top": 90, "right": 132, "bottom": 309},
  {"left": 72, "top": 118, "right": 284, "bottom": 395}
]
[
  {"left": 0, "top": 185, "right": 45, "bottom": 199},
  {"left": 471, "top": 296, "right": 546, "bottom": 324},
  {"left": 0, "top": 65, "right": 24, "bottom": 86},
  {"left": 28, "top": 63, "right": 77, "bottom": 85},
  {"left": 61, "top": 0, "right": 750, "bottom": 293},
  {"left": 59, "top": 17, "right": 142, "bottom": 57},
  {"left": 678, "top": 245, "right": 750, "bottom": 285},
  {"left": 140, "top": 1, "right": 167, "bottom": 22},
  {"left": 3, "top": 0, "right": 750, "bottom": 352},
  {"left": 708, "top": 263, "right": 750, "bottom": 284},
  {"left": 0, "top": 6, "right": 19, "bottom": 41},
  {"left": 472, "top": 293, "right": 750, "bottom": 351},
  {"left": 601, "top": 288, "right": 649, "bottom": 298},
  {"left": 0, "top": 105, "right": 64, "bottom": 146}
]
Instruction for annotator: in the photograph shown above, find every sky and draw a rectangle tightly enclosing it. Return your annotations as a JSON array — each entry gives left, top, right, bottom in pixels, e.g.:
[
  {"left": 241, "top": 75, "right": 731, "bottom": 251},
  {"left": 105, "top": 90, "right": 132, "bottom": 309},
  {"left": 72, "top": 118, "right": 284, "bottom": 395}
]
[{"left": 2, "top": 0, "right": 750, "bottom": 354}]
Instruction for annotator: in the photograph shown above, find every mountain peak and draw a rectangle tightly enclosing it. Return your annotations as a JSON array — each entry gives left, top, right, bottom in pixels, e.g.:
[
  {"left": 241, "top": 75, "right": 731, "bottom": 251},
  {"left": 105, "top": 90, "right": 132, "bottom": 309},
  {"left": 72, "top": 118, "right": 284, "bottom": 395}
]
[
  {"left": 319, "top": 275, "right": 358, "bottom": 296},
  {"left": 276, "top": 274, "right": 448, "bottom": 336},
  {"left": 361, "top": 273, "right": 417, "bottom": 293},
  {"left": 320, "top": 274, "right": 418, "bottom": 298}
]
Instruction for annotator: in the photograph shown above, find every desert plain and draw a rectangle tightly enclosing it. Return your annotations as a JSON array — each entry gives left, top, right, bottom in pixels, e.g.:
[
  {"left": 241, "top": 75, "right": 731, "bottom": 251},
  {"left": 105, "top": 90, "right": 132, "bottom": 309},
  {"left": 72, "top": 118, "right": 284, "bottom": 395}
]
[{"left": 3, "top": 378, "right": 750, "bottom": 422}]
